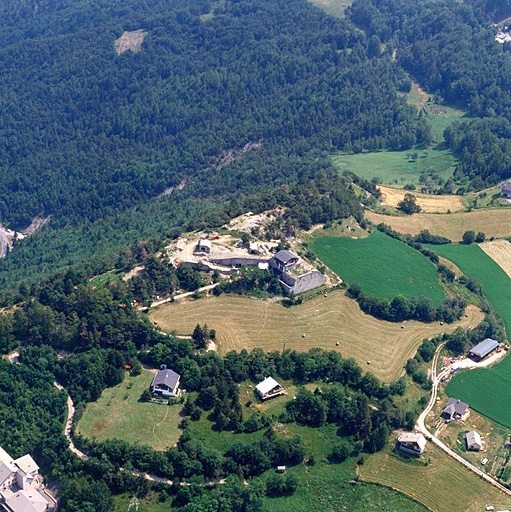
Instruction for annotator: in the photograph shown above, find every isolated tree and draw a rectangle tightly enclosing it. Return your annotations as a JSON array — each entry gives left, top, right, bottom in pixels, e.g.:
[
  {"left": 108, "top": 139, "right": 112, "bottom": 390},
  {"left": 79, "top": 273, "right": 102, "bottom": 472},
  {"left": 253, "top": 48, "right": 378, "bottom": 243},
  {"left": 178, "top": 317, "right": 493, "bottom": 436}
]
[
  {"left": 397, "top": 193, "right": 421, "bottom": 214},
  {"left": 475, "top": 231, "right": 486, "bottom": 243},
  {"left": 462, "top": 230, "right": 476, "bottom": 244}
]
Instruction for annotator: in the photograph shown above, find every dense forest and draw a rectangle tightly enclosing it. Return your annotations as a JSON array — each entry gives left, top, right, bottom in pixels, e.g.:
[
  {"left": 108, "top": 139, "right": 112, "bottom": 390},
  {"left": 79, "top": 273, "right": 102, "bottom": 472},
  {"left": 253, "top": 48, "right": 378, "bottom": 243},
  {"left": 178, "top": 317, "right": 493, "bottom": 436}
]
[{"left": 0, "top": 0, "right": 429, "bottom": 287}]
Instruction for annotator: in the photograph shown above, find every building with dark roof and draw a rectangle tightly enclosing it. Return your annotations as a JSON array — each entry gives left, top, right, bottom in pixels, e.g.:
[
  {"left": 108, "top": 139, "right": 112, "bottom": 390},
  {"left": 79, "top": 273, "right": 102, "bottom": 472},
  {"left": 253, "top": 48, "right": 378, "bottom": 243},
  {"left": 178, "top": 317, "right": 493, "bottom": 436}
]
[
  {"left": 442, "top": 397, "right": 469, "bottom": 421},
  {"left": 469, "top": 338, "right": 500, "bottom": 360},
  {"left": 501, "top": 181, "right": 511, "bottom": 199},
  {"left": 269, "top": 250, "right": 300, "bottom": 273},
  {"left": 151, "top": 367, "right": 181, "bottom": 398}
]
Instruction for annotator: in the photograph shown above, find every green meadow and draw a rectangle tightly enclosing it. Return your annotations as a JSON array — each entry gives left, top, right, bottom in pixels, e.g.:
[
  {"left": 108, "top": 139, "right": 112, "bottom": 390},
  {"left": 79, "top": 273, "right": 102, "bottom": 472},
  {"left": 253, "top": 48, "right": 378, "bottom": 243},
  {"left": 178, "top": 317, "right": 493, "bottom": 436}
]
[
  {"left": 429, "top": 243, "right": 511, "bottom": 428},
  {"left": 312, "top": 230, "right": 445, "bottom": 305}
]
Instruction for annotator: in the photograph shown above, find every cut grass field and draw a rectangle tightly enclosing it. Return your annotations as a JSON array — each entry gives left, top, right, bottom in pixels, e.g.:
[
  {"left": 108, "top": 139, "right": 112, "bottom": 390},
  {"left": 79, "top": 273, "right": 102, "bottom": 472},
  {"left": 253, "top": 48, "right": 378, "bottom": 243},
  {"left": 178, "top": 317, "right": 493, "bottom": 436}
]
[
  {"left": 150, "top": 291, "right": 483, "bottom": 383},
  {"left": 366, "top": 209, "right": 511, "bottom": 242},
  {"left": 378, "top": 185, "right": 465, "bottom": 213},
  {"left": 427, "top": 243, "right": 511, "bottom": 429},
  {"left": 331, "top": 147, "right": 456, "bottom": 188},
  {"left": 311, "top": 230, "right": 446, "bottom": 304},
  {"left": 479, "top": 239, "right": 511, "bottom": 280},
  {"left": 77, "top": 371, "right": 182, "bottom": 451},
  {"left": 360, "top": 443, "right": 511, "bottom": 512}
]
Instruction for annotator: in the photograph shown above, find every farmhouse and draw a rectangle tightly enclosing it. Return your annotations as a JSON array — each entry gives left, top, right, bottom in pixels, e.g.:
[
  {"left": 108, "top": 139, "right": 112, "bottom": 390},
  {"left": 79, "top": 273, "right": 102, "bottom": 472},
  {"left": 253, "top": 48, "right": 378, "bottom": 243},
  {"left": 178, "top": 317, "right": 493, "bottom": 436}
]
[
  {"left": 0, "top": 446, "right": 54, "bottom": 512},
  {"left": 397, "top": 432, "right": 427, "bottom": 456},
  {"left": 269, "top": 250, "right": 300, "bottom": 273},
  {"left": 442, "top": 397, "right": 469, "bottom": 421},
  {"left": 501, "top": 181, "right": 511, "bottom": 198},
  {"left": 255, "top": 377, "right": 285, "bottom": 400},
  {"left": 151, "top": 366, "right": 181, "bottom": 397},
  {"left": 469, "top": 338, "right": 500, "bottom": 360},
  {"left": 464, "top": 430, "right": 483, "bottom": 451}
]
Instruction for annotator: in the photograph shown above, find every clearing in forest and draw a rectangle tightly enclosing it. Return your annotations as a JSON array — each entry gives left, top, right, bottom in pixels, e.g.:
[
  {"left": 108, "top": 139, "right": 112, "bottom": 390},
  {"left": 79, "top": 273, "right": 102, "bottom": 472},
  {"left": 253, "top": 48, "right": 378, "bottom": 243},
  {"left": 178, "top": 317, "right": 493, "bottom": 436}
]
[
  {"left": 307, "top": 0, "right": 353, "bottom": 17},
  {"left": 311, "top": 230, "right": 446, "bottom": 304},
  {"left": 149, "top": 291, "right": 482, "bottom": 383},
  {"left": 479, "top": 239, "right": 511, "bottom": 280},
  {"left": 77, "top": 371, "right": 182, "bottom": 450},
  {"left": 114, "top": 29, "right": 147, "bottom": 55},
  {"left": 366, "top": 209, "right": 511, "bottom": 241},
  {"left": 378, "top": 185, "right": 465, "bottom": 213},
  {"left": 360, "top": 443, "right": 511, "bottom": 512}
]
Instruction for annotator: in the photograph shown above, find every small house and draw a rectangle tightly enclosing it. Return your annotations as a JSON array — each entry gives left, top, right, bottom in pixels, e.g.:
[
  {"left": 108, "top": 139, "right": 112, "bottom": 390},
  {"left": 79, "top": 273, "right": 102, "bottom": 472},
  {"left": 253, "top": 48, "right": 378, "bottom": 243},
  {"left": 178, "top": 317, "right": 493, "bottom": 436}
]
[
  {"left": 269, "top": 250, "right": 300, "bottom": 273},
  {"left": 151, "top": 366, "right": 181, "bottom": 398},
  {"left": 255, "top": 377, "right": 285, "bottom": 400},
  {"left": 442, "top": 397, "right": 469, "bottom": 421},
  {"left": 276, "top": 466, "right": 286, "bottom": 473},
  {"left": 465, "top": 430, "right": 483, "bottom": 451},
  {"left": 196, "top": 238, "right": 211, "bottom": 254},
  {"left": 501, "top": 181, "right": 511, "bottom": 198},
  {"left": 469, "top": 338, "right": 500, "bottom": 360},
  {"left": 397, "top": 432, "right": 427, "bottom": 456}
]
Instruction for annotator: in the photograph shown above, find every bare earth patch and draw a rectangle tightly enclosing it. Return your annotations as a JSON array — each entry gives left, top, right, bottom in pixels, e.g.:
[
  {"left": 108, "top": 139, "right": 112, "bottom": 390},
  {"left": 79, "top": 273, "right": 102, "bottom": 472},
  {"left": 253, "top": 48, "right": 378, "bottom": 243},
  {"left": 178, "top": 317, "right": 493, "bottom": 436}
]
[
  {"left": 367, "top": 209, "right": 511, "bottom": 241},
  {"left": 150, "top": 292, "right": 483, "bottom": 383},
  {"left": 378, "top": 185, "right": 465, "bottom": 213},
  {"left": 114, "top": 29, "right": 147, "bottom": 55},
  {"left": 479, "top": 239, "right": 511, "bottom": 279}
]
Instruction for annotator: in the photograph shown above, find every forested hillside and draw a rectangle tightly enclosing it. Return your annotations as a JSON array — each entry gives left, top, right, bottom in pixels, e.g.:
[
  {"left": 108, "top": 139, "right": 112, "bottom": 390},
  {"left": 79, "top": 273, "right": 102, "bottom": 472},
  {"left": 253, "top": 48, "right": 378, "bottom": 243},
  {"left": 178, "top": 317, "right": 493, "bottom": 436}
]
[{"left": 0, "top": 0, "right": 428, "bottom": 287}]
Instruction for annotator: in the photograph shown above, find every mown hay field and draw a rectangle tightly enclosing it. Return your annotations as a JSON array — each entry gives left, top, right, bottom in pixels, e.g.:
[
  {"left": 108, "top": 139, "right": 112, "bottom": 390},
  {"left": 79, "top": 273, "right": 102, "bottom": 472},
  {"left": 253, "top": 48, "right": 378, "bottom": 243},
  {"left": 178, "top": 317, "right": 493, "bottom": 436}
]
[
  {"left": 366, "top": 209, "right": 511, "bottom": 242},
  {"left": 311, "top": 230, "right": 446, "bottom": 305},
  {"left": 77, "top": 371, "right": 182, "bottom": 451},
  {"left": 150, "top": 291, "right": 482, "bottom": 383},
  {"left": 360, "top": 444, "right": 511, "bottom": 512},
  {"left": 479, "top": 239, "right": 511, "bottom": 280},
  {"left": 378, "top": 185, "right": 465, "bottom": 213},
  {"left": 429, "top": 243, "right": 511, "bottom": 428}
]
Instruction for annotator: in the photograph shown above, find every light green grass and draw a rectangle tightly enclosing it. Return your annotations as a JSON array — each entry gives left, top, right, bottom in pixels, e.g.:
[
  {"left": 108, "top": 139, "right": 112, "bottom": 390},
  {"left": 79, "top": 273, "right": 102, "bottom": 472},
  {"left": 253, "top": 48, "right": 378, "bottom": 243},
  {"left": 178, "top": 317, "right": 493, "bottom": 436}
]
[
  {"left": 312, "top": 230, "right": 446, "bottom": 305},
  {"left": 428, "top": 243, "right": 511, "bottom": 429},
  {"left": 307, "top": 0, "right": 353, "bottom": 18},
  {"left": 114, "top": 493, "right": 170, "bottom": 512},
  {"left": 332, "top": 146, "right": 457, "bottom": 187},
  {"left": 89, "top": 269, "right": 123, "bottom": 287},
  {"left": 77, "top": 371, "right": 183, "bottom": 451}
]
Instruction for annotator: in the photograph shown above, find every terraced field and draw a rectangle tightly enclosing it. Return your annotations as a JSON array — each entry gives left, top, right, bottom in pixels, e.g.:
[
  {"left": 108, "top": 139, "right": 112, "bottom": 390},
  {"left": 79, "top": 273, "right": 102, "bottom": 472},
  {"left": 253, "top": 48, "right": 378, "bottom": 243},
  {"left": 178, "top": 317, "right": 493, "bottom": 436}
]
[
  {"left": 378, "top": 185, "right": 465, "bottom": 213},
  {"left": 361, "top": 444, "right": 511, "bottom": 512},
  {"left": 312, "top": 230, "right": 446, "bottom": 304},
  {"left": 150, "top": 291, "right": 483, "bottom": 383},
  {"left": 367, "top": 209, "right": 511, "bottom": 241}
]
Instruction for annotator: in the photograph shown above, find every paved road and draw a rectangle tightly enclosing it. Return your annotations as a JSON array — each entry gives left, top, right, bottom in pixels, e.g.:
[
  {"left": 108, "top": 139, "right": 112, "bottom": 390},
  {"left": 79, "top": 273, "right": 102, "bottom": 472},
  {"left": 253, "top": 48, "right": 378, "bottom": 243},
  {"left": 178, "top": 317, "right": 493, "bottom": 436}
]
[{"left": 416, "top": 344, "right": 511, "bottom": 497}]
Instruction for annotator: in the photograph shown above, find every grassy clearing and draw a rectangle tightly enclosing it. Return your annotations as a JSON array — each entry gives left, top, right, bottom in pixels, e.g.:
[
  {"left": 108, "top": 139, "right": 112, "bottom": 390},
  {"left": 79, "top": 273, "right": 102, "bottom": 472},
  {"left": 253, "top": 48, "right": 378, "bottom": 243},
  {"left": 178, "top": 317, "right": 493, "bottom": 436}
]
[
  {"left": 77, "top": 371, "right": 183, "bottom": 451},
  {"left": 89, "top": 269, "right": 123, "bottom": 287},
  {"left": 307, "top": 0, "right": 353, "bottom": 17},
  {"left": 331, "top": 147, "right": 457, "bottom": 187},
  {"left": 360, "top": 442, "right": 511, "bottom": 512},
  {"left": 311, "top": 230, "right": 446, "bottom": 304},
  {"left": 378, "top": 185, "right": 465, "bottom": 213},
  {"left": 114, "top": 493, "right": 170, "bottom": 512},
  {"left": 366, "top": 208, "right": 511, "bottom": 242},
  {"left": 150, "top": 291, "right": 482, "bottom": 383},
  {"left": 427, "top": 243, "right": 511, "bottom": 428}
]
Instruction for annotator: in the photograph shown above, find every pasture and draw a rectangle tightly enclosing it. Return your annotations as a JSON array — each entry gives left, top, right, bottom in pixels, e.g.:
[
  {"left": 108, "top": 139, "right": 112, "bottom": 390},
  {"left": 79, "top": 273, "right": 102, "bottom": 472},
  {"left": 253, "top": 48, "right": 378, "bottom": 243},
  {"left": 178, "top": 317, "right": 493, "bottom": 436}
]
[
  {"left": 77, "top": 371, "right": 182, "bottom": 451},
  {"left": 378, "top": 185, "right": 465, "bottom": 213},
  {"left": 366, "top": 208, "right": 511, "bottom": 241},
  {"left": 311, "top": 230, "right": 446, "bottom": 304},
  {"left": 150, "top": 291, "right": 482, "bottom": 383},
  {"left": 429, "top": 243, "right": 511, "bottom": 428},
  {"left": 360, "top": 443, "right": 511, "bottom": 512},
  {"left": 331, "top": 147, "right": 456, "bottom": 187}
]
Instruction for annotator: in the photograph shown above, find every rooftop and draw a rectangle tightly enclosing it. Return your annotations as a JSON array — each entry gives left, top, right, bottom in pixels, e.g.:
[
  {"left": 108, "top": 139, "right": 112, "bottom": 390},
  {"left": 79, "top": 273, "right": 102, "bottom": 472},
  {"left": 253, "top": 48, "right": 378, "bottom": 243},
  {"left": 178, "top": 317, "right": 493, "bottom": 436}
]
[
  {"left": 273, "top": 250, "right": 299, "bottom": 265},
  {"left": 469, "top": 338, "right": 499, "bottom": 358},
  {"left": 256, "top": 377, "right": 282, "bottom": 396},
  {"left": 151, "top": 369, "right": 180, "bottom": 390}
]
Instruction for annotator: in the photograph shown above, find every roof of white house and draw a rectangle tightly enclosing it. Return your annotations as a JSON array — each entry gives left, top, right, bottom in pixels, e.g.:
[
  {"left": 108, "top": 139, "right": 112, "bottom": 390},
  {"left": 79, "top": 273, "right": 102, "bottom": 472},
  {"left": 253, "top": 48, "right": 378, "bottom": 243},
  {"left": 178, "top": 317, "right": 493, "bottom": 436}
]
[
  {"left": 5, "top": 489, "right": 48, "bottom": 512},
  {"left": 469, "top": 338, "right": 499, "bottom": 358},
  {"left": 465, "top": 430, "right": 482, "bottom": 448},
  {"left": 0, "top": 447, "right": 14, "bottom": 466},
  {"left": 14, "top": 454, "right": 39, "bottom": 475},
  {"left": 256, "top": 377, "right": 282, "bottom": 396},
  {"left": 0, "top": 461, "right": 15, "bottom": 486},
  {"left": 398, "top": 432, "right": 427, "bottom": 450},
  {"left": 198, "top": 238, "right": 211, "bottom": 248}
]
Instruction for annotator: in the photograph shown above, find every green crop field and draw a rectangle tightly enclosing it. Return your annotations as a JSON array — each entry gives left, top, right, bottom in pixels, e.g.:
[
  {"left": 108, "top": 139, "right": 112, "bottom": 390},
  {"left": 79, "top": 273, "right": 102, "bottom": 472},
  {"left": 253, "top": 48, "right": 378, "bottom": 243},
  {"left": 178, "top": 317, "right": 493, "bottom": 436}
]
[
  {"left": 77, "top": 371, "right": 183, "bottom": 450},
  {"left": 312, "top": 230, "right": 446, "bottom": 305},
  {"left": 428, "top": 243, "right": 511, "bottom": 428},
  {"left": 361, "top": 443, "right": 511, "bottom": 512}
]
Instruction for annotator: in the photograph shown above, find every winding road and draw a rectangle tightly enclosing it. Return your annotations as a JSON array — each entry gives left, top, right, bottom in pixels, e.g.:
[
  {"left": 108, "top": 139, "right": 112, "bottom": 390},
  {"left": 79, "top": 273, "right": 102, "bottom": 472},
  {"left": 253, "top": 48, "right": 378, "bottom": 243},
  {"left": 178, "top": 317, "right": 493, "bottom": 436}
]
[{"left": 416, "top": 345, "right": 511, "bottom": 497}]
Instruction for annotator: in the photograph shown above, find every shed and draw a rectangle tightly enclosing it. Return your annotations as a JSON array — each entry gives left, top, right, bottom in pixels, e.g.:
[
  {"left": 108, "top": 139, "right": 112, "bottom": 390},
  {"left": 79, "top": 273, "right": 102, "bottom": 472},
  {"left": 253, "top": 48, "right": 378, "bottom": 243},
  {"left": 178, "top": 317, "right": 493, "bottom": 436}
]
[
  {"left": 465, "top": 430, "right": 483, "bottom": 451},
  {"left": 255, "top": 377, "right": 285, "bottom": 400},
  {"left": 469, "top": 338, "right": 500, "bottom": 360}
]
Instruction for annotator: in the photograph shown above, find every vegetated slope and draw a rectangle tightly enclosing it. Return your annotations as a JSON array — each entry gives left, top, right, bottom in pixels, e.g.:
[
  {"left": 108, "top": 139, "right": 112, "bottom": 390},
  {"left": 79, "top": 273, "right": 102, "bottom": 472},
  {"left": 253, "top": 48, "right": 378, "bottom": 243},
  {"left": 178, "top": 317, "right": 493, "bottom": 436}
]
[
  {"left": 312, "top": 230, "right": 445, "bottom": 304},
  {"left": 430, "top": 243, "right": 511, "bottom": 428},
  {"left": 149, "top": 291, "right": 481, "bottom": 382},
  {"left": 366, "top": 209, "right": 511, "bottom": 241}
]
